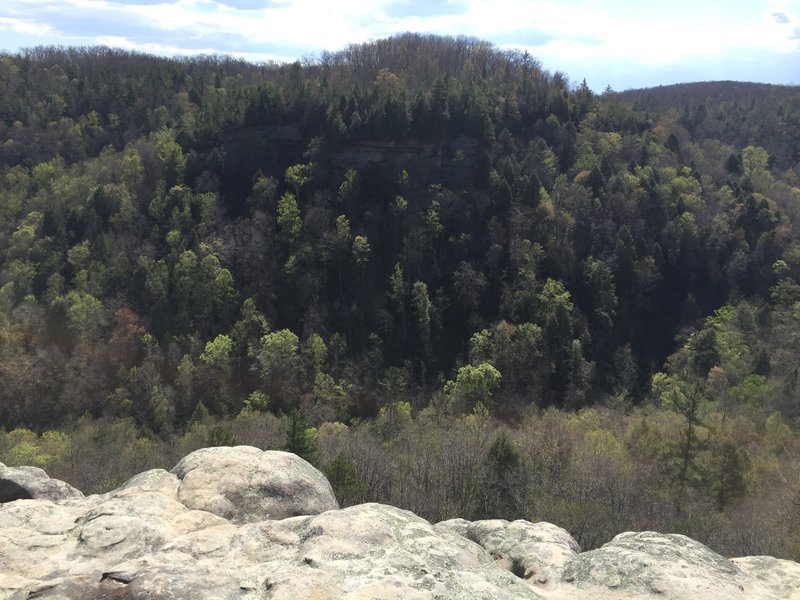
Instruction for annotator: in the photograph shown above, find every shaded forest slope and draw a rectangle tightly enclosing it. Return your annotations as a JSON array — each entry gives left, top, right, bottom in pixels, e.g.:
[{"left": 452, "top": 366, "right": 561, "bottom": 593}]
[{"left": 0, "top": 35, "right": 798, "bottom": 428}]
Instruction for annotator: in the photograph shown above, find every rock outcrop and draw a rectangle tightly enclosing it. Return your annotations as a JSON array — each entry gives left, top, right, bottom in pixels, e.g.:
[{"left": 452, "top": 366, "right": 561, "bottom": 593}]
[
  {"left": 171, "top": 446, "right": 338, "bottom": 523},
  {"left": 0, "top": 463, "right": 83, "bottom": 503},
  {"left": 558, "top": 531, "right": 775, "bottom": 599},
  {"left": 0, "top": 446, "right": 798, "bottom": 600},
  {"left": 436, "top": 518, "right": 580, "bottom": 592}
]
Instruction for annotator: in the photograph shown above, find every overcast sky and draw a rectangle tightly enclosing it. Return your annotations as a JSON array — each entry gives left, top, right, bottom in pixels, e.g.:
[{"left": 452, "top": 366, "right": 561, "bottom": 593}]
[{"left": 0, "top": 0, "right": 798, "bottom": 91}]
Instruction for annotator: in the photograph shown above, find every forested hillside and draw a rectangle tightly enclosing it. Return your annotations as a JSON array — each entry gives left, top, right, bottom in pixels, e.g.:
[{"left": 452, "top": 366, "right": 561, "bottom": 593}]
[
  {"left": 1, "top": 34, "right": 799, "bottom": 557},
  {"left": 620, "top": 81, "right": 800, "bottom": 173}
]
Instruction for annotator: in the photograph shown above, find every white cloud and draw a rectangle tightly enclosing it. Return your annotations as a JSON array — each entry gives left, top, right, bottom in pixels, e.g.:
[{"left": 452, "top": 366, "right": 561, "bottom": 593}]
[
  {"left": 94, "top": 34, "right": 291, "bottom": 60},
  {"left": 0, "top": 16, "right": 55, "bottom": 36},
  {"left": 0, "top": 0, "right": 797, "bottom": 89},
  {"left": 491, "top": 0, "right": 800, "bottom": 71}
]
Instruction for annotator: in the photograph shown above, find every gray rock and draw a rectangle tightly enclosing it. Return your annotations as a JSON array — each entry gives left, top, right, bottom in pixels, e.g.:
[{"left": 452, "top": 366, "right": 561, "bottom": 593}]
[
  {"left": 171, "top": 446, "right": 339, "bottom": 523},
  {"left": 437, "top": 518, "right": 580, "bottom": 591},
  {"left": 558, "top": 530, "right": 785, "bottom": 599},
  {"left": 118, "top": 468, "right": 180, "bottom": 496},
  {"left": 0, "top": 462, "right": 83, "bottom": 503},
  {"left": 20, "top": 576, "right": 126, "bottom": 599},
  {"left": 0, "top": 499, "right": 86, "bottom": 582},
  {"left": 224, "top": 502, "right": 546, "bottom": 600},
  {"left": 101, "top": 563, "right": 243, "bottom": 600},
  {"left": 732, "top": 555, "right": 800, "bottom": 599}
]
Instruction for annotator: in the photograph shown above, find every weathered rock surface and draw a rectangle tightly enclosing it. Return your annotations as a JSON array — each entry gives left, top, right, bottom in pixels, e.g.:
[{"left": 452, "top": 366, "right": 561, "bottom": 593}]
[
  {"left": 171, "top": 446, "right": 339, "bottom": 522},
  {"left": 557, "top": 531, "right": 798, "bottom": 599},
  {"left": 0, "top": 462, "right": 83, "bottom": 503},
  {"left": 0, "top": 446, "right": 798, "bottom": 600},
  {"left": 732, "top": 555, "right": 800, "bottom": 599},
  {"left": 437, "top": 518, "right": 580, "bottom": 591}
]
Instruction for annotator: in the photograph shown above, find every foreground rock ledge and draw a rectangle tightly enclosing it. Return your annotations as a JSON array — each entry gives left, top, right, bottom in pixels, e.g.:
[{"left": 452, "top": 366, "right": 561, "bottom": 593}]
[{"left": 0, "top": 446, "right": 798, "bottom": 600}]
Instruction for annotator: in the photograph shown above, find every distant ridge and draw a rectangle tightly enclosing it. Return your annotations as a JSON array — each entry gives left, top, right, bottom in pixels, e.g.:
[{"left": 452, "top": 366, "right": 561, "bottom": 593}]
[
  {"left": 618, "top": 80, "right": 800, "bottom": 107},
  {"left": 616, "top": 80, "right": 800, "bottom": 167}
]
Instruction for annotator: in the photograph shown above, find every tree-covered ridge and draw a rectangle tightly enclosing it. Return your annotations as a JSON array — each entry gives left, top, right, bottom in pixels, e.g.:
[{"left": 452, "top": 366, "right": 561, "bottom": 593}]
[
  {"left": 1, "top": 35, "right": 798, "bottom": 432},
  {"left": 619, "top": 81, "right": 800, "bottom": 169}
]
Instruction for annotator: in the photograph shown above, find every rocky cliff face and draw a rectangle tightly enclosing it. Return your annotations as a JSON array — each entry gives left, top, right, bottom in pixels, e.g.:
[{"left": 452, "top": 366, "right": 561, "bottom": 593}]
[{"left": 1, "top": 446, "right": 798, "bottom": 599}]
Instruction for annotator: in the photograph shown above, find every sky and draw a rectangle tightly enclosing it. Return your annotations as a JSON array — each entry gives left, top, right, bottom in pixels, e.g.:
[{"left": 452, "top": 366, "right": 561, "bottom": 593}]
[{"left": 0, "top": 0, "right": 798, "bottom": 91}]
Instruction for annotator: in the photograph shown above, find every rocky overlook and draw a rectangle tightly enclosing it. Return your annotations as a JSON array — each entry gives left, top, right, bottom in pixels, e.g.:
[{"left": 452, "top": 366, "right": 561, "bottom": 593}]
[{"left": 1, "top": 446, "right": 798, "bottom": 600}]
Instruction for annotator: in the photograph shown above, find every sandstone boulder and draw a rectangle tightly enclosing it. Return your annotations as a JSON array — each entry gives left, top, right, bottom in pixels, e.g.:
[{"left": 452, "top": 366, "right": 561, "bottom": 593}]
[
  {"left": 558, "top": 530, "right": 795, "bottom": 599},
  {"left": 224, "top": 503, "right": 546, "bottom": 600},
  {"left": 732, "top": 555, "right": 800, "bottom": 600},
  {"left": 171, "top": 446, "right": 339, "bottom": 523},
  {"left": 437, "top": 518, "right": 580, "bottom": 591},
  {"left": 0, "top": 462, "right": 83, "bottom": 503}
]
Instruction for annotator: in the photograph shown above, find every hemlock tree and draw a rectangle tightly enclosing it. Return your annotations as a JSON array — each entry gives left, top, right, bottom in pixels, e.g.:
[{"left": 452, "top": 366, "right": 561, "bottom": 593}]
[{"left": 284, "top": 410, "right": 318, "bottom": 465}]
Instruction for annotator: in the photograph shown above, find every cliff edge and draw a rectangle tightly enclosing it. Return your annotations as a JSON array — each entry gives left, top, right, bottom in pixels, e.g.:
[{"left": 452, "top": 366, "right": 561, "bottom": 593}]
[{"left": 1, "top": 446, "right": 798, "bottom": 599}]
